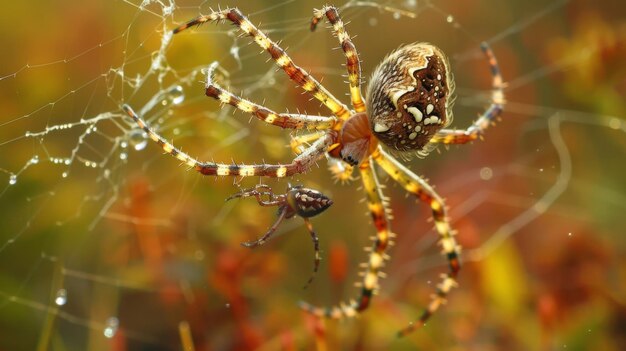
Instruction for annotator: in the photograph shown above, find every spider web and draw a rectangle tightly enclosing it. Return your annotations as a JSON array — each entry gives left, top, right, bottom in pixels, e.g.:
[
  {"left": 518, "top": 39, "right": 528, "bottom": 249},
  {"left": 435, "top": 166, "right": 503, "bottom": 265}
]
[{"left": 1, "top": 0, "right": 625, "bottom": 349}]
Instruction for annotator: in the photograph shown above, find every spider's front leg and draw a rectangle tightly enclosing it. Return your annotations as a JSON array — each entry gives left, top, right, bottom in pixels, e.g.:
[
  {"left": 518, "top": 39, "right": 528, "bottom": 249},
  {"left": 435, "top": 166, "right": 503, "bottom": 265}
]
[
  {"left": 204, "top": 62, "right": 336, "bottom": 131},
  {"left": 311, "top": 5, "right": 365, "bottom": 112},
  {"left": 173, "top": 8, "right": 351, "bottom": 120},
  {"left": 431, "top": 42, "right": 505, "bottom": 145},
  {"left": 228, "top": 184, "right": 333, "bottom": 287}
]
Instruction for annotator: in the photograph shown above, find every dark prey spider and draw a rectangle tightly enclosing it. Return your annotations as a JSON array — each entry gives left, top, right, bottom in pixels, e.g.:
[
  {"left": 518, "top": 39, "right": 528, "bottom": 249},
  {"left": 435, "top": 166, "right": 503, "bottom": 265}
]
[
  {"left": 122, "top": 5, "right": 505, "bottom": 336},
  {"left": 226, "top": 184, "right": 333, "bottom": 288}
]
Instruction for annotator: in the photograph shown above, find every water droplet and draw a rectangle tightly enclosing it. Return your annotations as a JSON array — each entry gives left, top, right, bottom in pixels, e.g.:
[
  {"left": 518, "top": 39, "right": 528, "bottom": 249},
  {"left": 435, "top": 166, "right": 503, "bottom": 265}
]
[
  {"left": 30, "top": 155, "right": 39, "bottom": 164},
  {"left": 568, "top": 232, "right": 572, "bottom": 237},
  {"left": 393, "top": 12, "right": 401, "bottom": 20},
  {"left": 446, "top": 15, "right": 454, "bottom": 23},
  {"left": 609, "top": 118, "right": 621, "bottom": 130},
  {"left": 103, "top": 317, "right": 119, "bottom": 338},
  {"left": 405, "top": 0, "right": 417, "bottom": 8},
  {"left": 55, "top": 289, "right": 67, "bottom": 306},
  {"left": 8, "top": 174, "right": 17, "bottom": 185},
  {"left": 539, "top": 168, "right": 544, "bottom": 172},
  {"left": 167, "top": 85, "right": 185, "bottom": 105},
  {"left": 62, "top": 172, "right": 68, "bottom": 178},
  {"left": 480, "top": 167, "right": 493, "bottom": 180},
  {"left": 128, "top": 129, "right": 147, "bottom": 151},
  {"left": 119, "top": 152, "right": 128, "bottom": 160},
  {"left": 120, "top": 141, "right": 128, "bottom": 149},
  {"left": 225, "top": 303, "right": 231, "bottom": 308}
]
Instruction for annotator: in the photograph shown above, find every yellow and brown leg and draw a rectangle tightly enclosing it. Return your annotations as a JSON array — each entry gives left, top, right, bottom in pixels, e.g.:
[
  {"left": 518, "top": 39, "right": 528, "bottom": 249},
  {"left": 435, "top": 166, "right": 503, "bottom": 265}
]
[
  {"left": 205, "top": 62, "right": 337, "bottom": 130},
  {"left": 299, "top": 157, "right": 391, "bottom": 318},
  {"left": 123, "top": 104, "right": 335, "bottom": 177},
  {"left": 290, "top": 132, "right": 326, "bottom": 155},
  {"left": 311, "top": 6, "right": 365, "bottom": 112},
  {"left": 302, "top": 218, "right": 322, "bottom": 289},
  {"left": 431, "top": 42, "right": 505, "bottom": 145},
  {"left": 373, "top": 148, "right": 460, "bottom": 337},
  {"left": 173, "top": 8, "right": 351, "bottom": 120}
]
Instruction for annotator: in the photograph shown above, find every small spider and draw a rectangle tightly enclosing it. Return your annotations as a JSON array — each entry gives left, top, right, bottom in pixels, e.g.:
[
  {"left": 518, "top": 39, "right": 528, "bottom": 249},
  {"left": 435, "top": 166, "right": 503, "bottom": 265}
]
[
  {"left": 226, "top": 184, "right": 333, "bottom": 288},
  {"left": 122, "top": 5, "right": 504, "bottom": 336}
]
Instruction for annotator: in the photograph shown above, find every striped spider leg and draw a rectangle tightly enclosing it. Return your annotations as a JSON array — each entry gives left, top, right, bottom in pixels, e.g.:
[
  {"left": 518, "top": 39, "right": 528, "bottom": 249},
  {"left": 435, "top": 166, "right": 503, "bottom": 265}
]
[
  {"left": 173, "top": 8, "right": 352, "bottom": 120},
  {"left": 299, "top": 158, "right": 392, "bottom": 317},
  {"left": 227, "top": 184, "right": 333, "bottom": 288},
  {"left": 373, "top": 147, "right": 460, "bottom": 337},
  {"left": 311, "top": 5, "right": 366, "bottom": 113},
  {"left": 430, "top": 43, "right": 506, "bottom": 145},
  {"left": 205, "top": 62, "right": 336, "bottom": 130},
  {"left": 123, "top": 104, "right": 336, "bottom": 178}
]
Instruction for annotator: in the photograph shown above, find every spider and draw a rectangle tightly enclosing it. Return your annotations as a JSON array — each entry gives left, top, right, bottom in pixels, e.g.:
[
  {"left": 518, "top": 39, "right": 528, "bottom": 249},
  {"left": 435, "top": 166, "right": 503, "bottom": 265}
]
[
  {"left": 226, "top": 184, "right": 333, "bottom": 289},
  {"left": 122, "top": 5, "right": 504, "bottom": 336}
]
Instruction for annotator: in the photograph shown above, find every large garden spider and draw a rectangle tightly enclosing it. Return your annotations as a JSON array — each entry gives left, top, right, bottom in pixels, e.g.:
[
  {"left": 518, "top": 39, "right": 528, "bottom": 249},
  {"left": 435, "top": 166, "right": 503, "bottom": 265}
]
[{"left": 122, "top": 6, "right": 504, "bottom": 336}]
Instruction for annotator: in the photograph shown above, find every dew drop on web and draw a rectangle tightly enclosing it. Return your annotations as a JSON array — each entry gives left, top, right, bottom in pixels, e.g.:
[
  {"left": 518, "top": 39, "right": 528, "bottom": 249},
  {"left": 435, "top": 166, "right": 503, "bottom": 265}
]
[
  {"left": 103, "top": 317, "right": 119, "bottom": 338},
  {"left": 128, "top": 129, "right": 148, "bottom": 151},
  {"left": 55, "top": 288, "right": 67, "bottom": 306}
]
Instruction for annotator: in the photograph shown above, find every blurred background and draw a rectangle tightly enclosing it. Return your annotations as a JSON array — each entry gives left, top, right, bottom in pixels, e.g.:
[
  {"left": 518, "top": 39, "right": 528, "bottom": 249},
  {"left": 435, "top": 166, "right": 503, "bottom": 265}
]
[{"left": 0, "top": 0, "right": 625, "bottom": 350}]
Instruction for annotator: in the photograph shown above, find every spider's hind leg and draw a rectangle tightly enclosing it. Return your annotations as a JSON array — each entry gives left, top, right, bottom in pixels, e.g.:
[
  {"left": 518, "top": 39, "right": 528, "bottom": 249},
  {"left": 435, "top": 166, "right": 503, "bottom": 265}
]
[
  {"left": 373, "top": 147, "right": 460, "bottom": 337},
  {"left": 431, "top": 42, "right": 505, "bottom": 145},
  {"left": 302, "top": 218, "right": 322, "bottom": 289},
  {"left": 299, "top": 159, "right": 391, "bottom": 318}
]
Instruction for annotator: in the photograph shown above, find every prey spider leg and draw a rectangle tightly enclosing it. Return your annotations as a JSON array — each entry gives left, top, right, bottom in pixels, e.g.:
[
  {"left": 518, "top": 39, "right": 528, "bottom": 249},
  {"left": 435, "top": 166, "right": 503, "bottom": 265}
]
[
  {"left": 311, "top": 6, "right": 365, "bottom": 112},
  {"left": 173, "top": 8, "right": 352, "bottom": 120},
  {"left": 227, "top": 184, "right": 333, "bottom": 288},
  {"left": 205, "top": 62, "right": 337, "bottom": 130},
  {"left": 123, "top": 104, "right": 336, "bottom": 177}
]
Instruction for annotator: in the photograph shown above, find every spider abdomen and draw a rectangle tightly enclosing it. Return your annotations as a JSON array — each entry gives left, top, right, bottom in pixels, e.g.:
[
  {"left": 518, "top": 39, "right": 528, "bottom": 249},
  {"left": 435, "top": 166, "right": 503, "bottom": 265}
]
[
  {"left": 287, "top": 187, "right": 333, "bottom": 218},
  {"left": 366, "top": 43, "right": 454, "bottom": 152}
]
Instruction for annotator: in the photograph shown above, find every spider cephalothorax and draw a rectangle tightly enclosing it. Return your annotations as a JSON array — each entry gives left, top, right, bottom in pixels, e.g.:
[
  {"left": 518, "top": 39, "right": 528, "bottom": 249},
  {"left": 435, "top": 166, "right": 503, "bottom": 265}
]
[{"left": 123, "top": 5, "right": 504, "bottom": 337}]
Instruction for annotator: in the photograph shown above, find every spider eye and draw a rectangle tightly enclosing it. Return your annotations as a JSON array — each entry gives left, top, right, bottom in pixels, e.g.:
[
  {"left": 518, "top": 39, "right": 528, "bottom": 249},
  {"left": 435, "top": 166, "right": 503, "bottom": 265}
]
[{"left": 366, "top": 43, "right": 454, "bottom": 152}]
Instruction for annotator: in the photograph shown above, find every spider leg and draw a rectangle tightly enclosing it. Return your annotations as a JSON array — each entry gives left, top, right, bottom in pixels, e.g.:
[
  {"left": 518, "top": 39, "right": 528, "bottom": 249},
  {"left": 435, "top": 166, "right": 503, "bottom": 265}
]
[
  {"left": 241, "top": 206, "right": 288, "bottom": 248},
  {"left": 311, "top": 6, "right": 365, "bottom": 112},
  {"left": 173, "top": 8, "right": 352, "bottom": 120},
  {"left": 373, "top": 147, "right": 460, "bottom": 337},
  {"left": 123, "top": 104, "right": 335, "bottom": 177},
  {"left": 301, "top": 218, "right": 321, "bottom": 289},
  {"left": 431, "top": 42, "right": 505, "bottom": 144},
  {"left": 226, "top": 184, "right": 283, "bottom": 206},
  {"left": 290, "top": 132, "right": 325, "bottom": 155},
  {"left": 205, "top": 62, "right": 336, "bottom": 130},
  {"left": 299, "top": 158, "right": 391, "bottom": 318}
]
